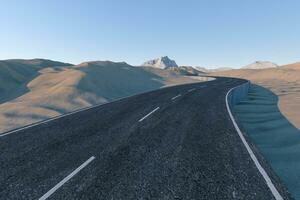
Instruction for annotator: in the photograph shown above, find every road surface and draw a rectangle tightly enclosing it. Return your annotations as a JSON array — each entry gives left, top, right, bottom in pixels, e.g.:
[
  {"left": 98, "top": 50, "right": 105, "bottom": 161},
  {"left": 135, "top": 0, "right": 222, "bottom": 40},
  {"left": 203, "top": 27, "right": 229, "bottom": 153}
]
[{"left": 0, "top": 78, "right": 290, "bottom": 199}]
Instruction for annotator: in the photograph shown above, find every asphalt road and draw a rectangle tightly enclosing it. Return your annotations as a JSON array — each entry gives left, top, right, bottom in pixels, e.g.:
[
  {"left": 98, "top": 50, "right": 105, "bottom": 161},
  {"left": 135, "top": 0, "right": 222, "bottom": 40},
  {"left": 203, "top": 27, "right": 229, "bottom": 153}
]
[{"left": 0, "top": 78, "right": 290, "bottom": 199}]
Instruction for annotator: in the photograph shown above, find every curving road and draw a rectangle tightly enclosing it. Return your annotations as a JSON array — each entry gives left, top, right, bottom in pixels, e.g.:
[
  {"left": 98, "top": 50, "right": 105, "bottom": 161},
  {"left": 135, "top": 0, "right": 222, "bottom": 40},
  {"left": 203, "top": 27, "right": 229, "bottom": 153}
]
[{"left": 0, "top": 78, "right": 290, "bottom": 199}]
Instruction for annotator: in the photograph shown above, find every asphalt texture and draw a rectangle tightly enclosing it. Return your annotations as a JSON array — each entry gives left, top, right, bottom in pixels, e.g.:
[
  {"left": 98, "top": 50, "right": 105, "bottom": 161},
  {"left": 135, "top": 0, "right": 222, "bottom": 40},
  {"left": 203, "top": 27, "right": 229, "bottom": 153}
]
[{"left": 0, "top": 78, "right": 291, "bottom": 199}]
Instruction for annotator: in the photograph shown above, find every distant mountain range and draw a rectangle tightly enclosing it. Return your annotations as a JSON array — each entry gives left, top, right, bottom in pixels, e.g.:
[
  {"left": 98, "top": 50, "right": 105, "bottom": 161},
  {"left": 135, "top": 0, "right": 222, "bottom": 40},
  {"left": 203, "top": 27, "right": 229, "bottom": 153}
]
[
  {"left": 141, "top": 56, "right": 281, "bottom": 72},
  {"left": 241, "top": 61, "right": 279, "bottom": 69}
]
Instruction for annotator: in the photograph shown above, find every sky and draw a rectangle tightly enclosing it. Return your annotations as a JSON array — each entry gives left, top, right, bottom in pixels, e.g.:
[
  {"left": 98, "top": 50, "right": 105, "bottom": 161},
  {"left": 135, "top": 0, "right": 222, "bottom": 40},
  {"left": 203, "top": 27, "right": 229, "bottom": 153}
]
[{"left": 0, "top": 0, "right": 300, "bottom": 68}]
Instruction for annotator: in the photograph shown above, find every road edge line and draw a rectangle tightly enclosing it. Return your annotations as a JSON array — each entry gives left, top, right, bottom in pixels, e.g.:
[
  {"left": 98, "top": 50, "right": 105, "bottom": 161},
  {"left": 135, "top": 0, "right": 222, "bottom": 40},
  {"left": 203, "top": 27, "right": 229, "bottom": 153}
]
[{"left": 226, "top": 82, "right": 283, "bottom": 200}]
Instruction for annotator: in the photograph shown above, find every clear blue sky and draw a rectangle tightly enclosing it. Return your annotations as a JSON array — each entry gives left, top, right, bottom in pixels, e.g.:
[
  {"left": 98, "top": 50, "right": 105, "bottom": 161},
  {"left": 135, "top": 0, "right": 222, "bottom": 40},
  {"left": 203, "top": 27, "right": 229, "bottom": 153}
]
[{"left": 1, "top": 0, "right": 300, "bottom": 68}]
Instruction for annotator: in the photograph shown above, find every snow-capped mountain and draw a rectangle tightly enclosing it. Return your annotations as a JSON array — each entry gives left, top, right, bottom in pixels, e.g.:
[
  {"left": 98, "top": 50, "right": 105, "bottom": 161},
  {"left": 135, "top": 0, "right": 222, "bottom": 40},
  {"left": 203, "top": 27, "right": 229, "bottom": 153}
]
[
  {"left": 242, "top": 61, "right": 278, "bottom": 69},
  {"left": 142, "top": 56, "right": 178, "bottom": 69}
]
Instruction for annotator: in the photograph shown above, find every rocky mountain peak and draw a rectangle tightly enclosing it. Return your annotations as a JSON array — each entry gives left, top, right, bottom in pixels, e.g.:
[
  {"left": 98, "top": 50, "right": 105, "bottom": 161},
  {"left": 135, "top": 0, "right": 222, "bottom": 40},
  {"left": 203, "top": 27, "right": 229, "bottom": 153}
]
[{"left": 142, "top": 56, "right": 178, "bottom": 69}]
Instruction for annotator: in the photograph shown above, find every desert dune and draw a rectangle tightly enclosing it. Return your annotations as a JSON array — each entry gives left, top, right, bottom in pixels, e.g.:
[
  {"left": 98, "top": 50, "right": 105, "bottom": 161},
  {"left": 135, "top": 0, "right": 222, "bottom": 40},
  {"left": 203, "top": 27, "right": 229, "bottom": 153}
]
[{"left": 0, "top": 59, "right": 72, "bottom": 104}]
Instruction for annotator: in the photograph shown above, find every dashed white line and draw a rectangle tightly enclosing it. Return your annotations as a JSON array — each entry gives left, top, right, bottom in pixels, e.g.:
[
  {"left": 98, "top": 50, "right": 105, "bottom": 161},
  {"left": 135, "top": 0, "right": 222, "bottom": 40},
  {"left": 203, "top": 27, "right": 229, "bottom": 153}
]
[
  {"left": 138, "top": 107, "right": 160, "bottom": 122},
  {"left": 188, "top": 88, "right": 196, "bottom": 92},
  {"left": 226, "top": 83, "right": 283, "bottom": 200},
  {"left": 171, "top": 94, "right": 181, "bottom": 100},
  {"left": 39, "top": 156, "right": 95, "bottom": 200}
]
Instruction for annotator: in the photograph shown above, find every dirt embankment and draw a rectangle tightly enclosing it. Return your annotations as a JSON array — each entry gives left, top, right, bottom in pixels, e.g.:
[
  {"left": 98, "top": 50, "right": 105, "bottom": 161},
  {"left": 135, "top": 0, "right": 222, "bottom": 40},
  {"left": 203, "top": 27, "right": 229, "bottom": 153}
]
[{"left": 211, "top": 64, "right": 300, "bottom": 130}]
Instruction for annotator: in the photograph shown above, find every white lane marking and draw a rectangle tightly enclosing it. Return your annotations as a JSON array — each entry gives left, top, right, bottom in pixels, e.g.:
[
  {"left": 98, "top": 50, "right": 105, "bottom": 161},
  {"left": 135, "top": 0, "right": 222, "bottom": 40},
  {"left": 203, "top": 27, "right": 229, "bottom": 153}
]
[
  {"left": 39, "top": 156, "right": 95, "bottom": 200},
  {"left": 226, "top": 83, "right": 283, "bottom": 200},
  {"left": 138, "top": 107, "right": 160, "bottom": 122},
  {"left": 188, "top": 88, "right": 196, "bottom": 92},
  {"left": 171, "top": 94, "right": 181, "bottom": 100}
]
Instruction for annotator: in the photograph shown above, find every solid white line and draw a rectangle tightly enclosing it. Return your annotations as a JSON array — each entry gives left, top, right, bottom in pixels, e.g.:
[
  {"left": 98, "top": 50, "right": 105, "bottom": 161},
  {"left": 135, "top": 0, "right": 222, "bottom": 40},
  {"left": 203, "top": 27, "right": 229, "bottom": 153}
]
[
  {"left": 226, "top": 83, "right": 283, "bottom": 200},
  {"left": 171, "top": 94, "right": 181, "bottom": 100},
  {"left": 138, "top": 107, "right": 160, "bottom": 122},
  {"left": 188, "top": 88, "right": 196, "bottom": 92},
  {"left": 39, "top": 156, "right": 95, "bottom": 200}
]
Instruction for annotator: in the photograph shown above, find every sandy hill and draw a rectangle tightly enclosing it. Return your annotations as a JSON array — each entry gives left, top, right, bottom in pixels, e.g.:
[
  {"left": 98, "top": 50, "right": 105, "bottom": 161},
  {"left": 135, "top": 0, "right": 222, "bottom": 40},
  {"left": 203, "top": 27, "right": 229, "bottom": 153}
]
[
  {"left": 211, "top": 63, "right": 300, "bottom": 129},
  {"left": 0, "top": 59, "right": 72, "bottom": 104},
  {"left": 282, "top": 62, "right": 300, "bottom": 70},
  {"left": 0, "top": 59, "right": 203, "bottom": 133}
]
